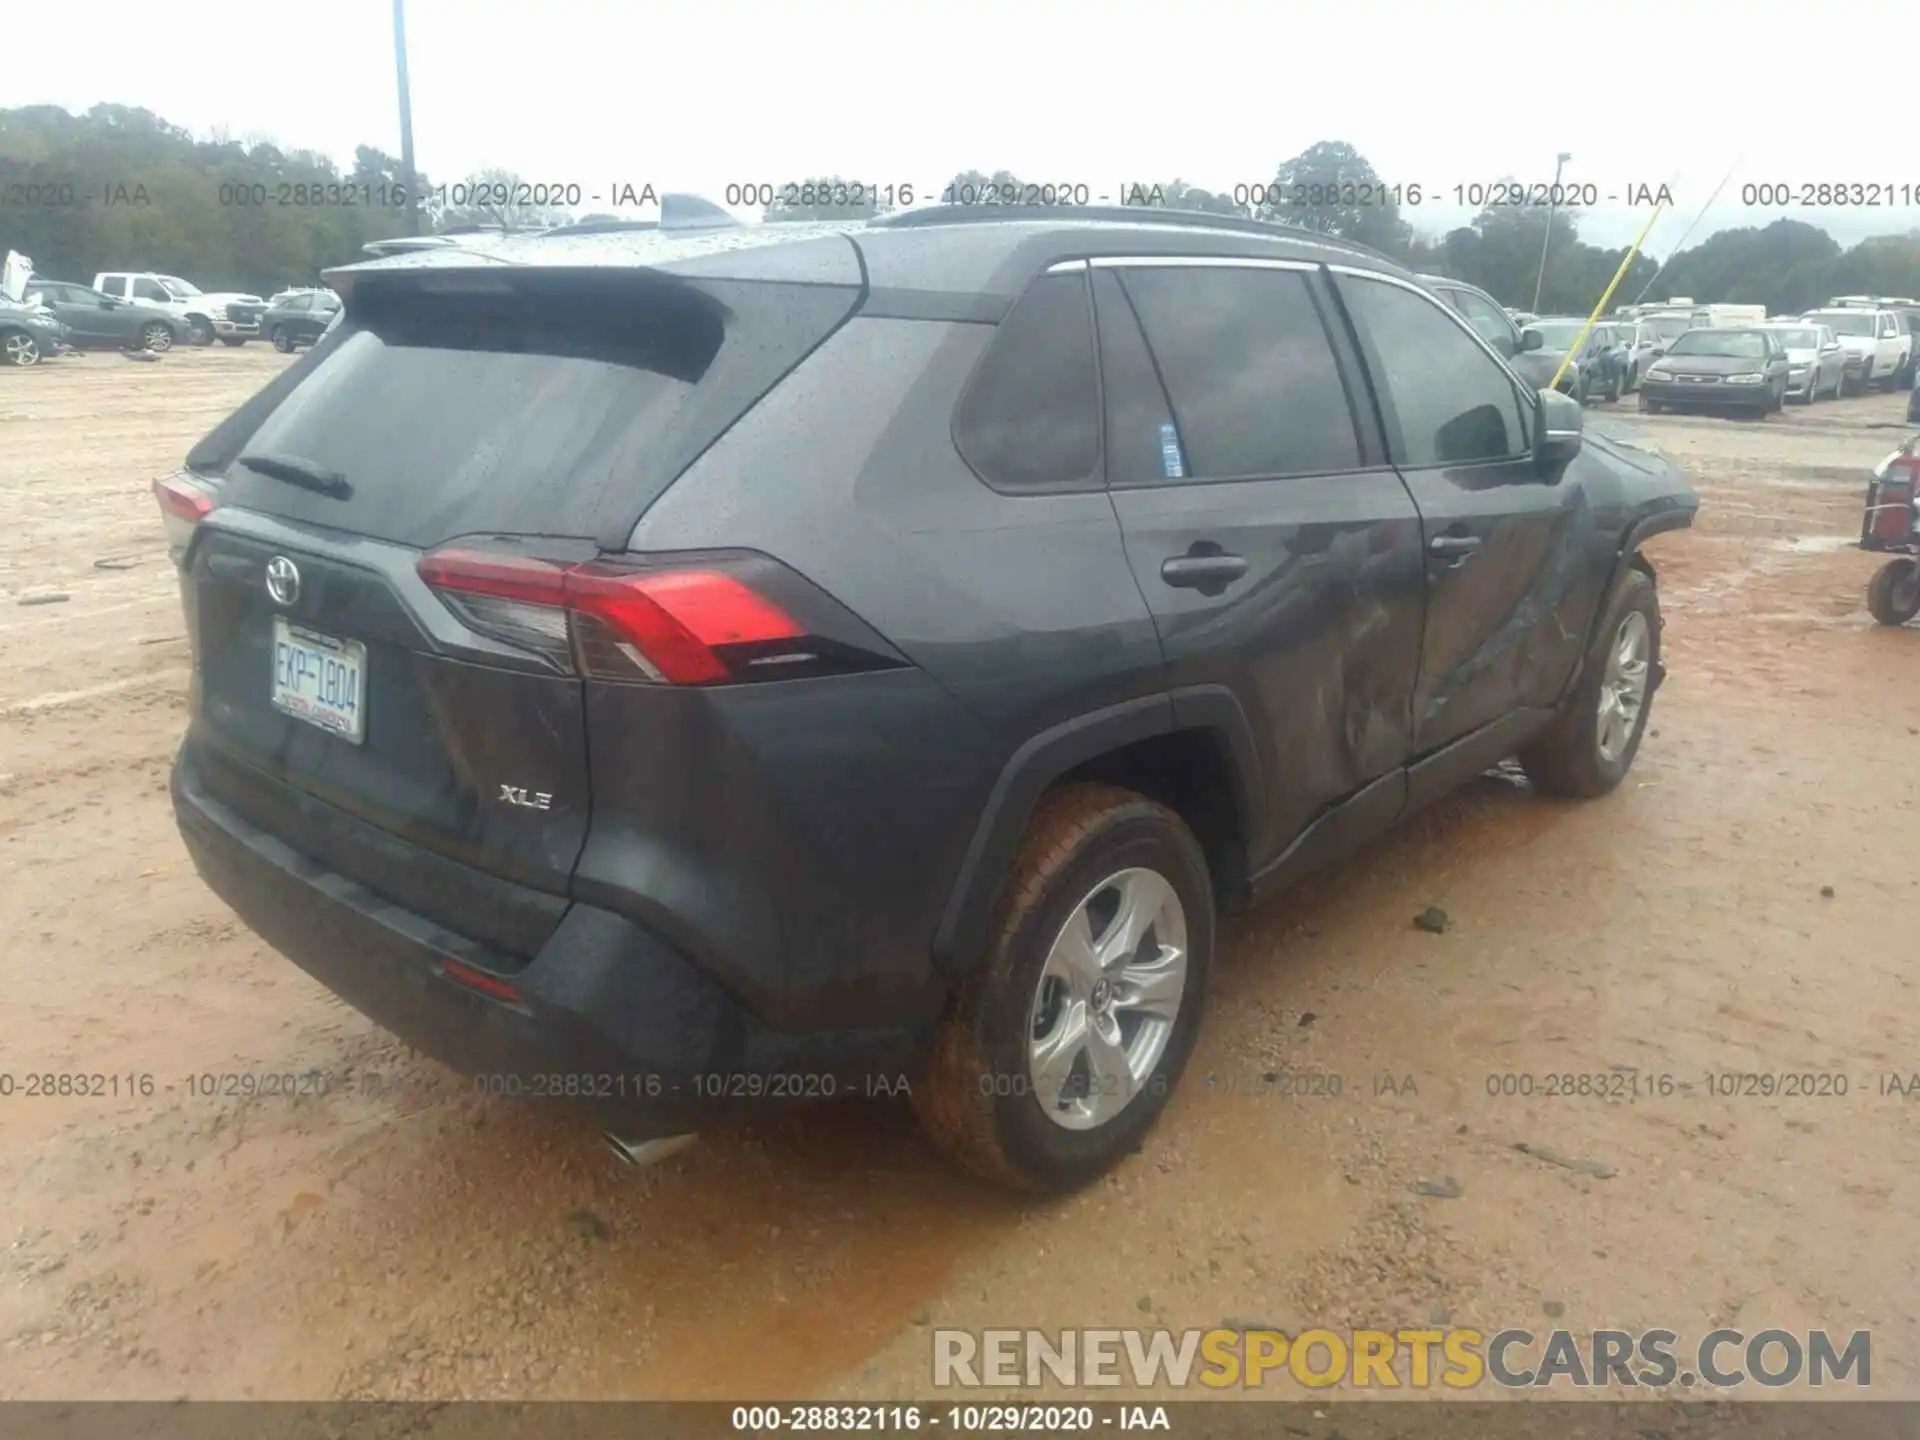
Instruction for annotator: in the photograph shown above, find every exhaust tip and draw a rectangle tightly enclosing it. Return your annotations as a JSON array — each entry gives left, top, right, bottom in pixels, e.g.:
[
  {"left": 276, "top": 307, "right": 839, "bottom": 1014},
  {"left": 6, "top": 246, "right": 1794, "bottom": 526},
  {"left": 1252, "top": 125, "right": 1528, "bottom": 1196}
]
[{"left": 603, "top": 1132, "right": 698, "bottom": 1169}]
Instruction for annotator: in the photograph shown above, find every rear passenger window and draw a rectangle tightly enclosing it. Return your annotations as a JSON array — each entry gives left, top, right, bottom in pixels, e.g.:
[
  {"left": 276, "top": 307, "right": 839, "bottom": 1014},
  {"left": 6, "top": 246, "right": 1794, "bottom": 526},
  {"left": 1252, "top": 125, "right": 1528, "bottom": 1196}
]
[
  {"left": 1338, "top": 276, "right": 1530, "bottom": 468},
  {"left": 952, "top": 270, "right": 1100, "bottom": 492},
  {"left": 1115, "top": 267, "right": 1361, "bottom": 480}
]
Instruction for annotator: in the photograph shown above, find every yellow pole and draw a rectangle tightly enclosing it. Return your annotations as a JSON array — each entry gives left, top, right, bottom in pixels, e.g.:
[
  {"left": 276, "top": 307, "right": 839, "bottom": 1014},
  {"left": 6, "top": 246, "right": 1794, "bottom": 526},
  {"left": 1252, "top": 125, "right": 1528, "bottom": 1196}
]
[{"left": 1545, "top": 199, "right": 1668, "bottom": 394}]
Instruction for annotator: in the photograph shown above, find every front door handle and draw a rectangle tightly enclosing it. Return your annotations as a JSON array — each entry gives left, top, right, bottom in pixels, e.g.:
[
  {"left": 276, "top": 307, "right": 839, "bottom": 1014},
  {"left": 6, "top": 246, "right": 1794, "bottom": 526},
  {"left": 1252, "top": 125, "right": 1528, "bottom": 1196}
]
[
  {"left": 1161, "top": 554, "right": 1249, "bottom": 589},
  {"left": 1427, "top": 534, "right": 1482, "bottom": 557}
]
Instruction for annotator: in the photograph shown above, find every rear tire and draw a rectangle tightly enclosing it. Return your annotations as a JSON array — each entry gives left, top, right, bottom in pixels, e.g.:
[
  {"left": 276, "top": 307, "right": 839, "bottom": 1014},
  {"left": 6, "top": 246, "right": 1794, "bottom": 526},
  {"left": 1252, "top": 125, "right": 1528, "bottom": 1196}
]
[
  {"left": 219, "top": 336, "right": 247, "bottom": 348},
  {"left": 270, "top": 326, "right": 295, "bottom": 354},
  {"left": 914, "top": 784, "right": 1214, "bottom": 1193},
  {"left": 140, "top": 321, "right": 173, "bottom": 353},
  {"left": 1519, "top": 567, "right": 1661, "bottom": 799},
  {"left": 1867, "top": 559, "right": 1920, "bottom": 627}
]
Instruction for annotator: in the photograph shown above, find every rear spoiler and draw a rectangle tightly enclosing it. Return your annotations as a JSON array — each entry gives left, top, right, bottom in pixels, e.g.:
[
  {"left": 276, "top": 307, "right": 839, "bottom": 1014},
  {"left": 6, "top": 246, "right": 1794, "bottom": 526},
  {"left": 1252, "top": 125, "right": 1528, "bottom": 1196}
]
[{"left": 360, "top": 193, "right": 741, "bottom": 256}]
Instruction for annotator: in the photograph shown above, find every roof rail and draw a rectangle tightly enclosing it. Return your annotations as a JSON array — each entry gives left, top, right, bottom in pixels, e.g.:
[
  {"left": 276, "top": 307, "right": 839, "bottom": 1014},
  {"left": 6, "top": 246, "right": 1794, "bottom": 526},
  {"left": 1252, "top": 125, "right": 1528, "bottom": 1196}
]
[{"left": 867, "top": 203, "right": 1404, "bottom": 266}]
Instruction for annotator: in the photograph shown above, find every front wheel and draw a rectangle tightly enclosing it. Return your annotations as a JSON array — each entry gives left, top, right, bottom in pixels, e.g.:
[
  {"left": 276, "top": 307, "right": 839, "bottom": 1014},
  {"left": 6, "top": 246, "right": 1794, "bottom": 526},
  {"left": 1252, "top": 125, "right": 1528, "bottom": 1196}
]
[
  {"left": 914, "top": 784, "right": 1214, "bottom": 1192},
  {"left": 1640, "top": 396, "right": 1664, "bottom": 414},
  {"left": 186, "top": 317, "right": 215, "bottom": 347},
  {"left": 2, "top": 329, "right": 42, "bottom": 367},
  {"left": 1603, "top": 370, "right": 1621, "bottom": 404},
  {"left": 1867, "top": 559, "right": 1920, "bottom": 627},
  {"left": 1519, "top": 567, "right": 1661, "bottom": 799},
  {"left": 219, "top": 337, "right": 247, "bottom": 348}
]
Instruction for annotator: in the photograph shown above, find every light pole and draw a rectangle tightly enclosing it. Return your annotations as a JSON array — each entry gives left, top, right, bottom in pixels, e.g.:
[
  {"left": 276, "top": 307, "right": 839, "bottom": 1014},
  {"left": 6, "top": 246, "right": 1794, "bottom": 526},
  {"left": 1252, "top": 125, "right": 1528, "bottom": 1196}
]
[
  {"left": 393, "top": 0, "right": 419, "bottom": 236},
  {"left": 1530, "top": 151, "right": 1572, "bottom": 314}
]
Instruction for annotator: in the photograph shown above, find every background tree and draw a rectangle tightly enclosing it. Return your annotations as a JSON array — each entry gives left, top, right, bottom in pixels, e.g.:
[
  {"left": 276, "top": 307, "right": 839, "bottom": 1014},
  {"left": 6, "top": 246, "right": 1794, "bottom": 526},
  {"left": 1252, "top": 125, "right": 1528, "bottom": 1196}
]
[
  {"left": 1256, "top": 140, "right": 1411, "bottom": 254},
  {"left": 7, "top": 111, "right": 1919, "bottom": 312},
  {"left": 0, "top": 104, "right": 422, "bottom": 293},
  {"left": 431, "top": 166, "right": 569, "bottom": 232}
]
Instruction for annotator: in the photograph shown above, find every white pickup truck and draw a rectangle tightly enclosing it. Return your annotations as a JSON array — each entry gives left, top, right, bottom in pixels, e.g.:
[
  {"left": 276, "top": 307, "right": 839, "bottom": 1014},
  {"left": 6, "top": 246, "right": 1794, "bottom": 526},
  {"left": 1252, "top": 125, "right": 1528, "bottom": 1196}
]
[
  {"left": 1800, "top": 307, "right": 1913, "bottom": 393},
  {"left": 91, "top": 272, "right": 266, "bottom": 347}
]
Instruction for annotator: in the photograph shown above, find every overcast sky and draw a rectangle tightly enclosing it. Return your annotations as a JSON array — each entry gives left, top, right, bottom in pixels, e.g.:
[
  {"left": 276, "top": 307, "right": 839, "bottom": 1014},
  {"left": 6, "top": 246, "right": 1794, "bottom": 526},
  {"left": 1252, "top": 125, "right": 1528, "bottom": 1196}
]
[{"left": 22, "top": 0, "right": 1919, "bottom": 255}]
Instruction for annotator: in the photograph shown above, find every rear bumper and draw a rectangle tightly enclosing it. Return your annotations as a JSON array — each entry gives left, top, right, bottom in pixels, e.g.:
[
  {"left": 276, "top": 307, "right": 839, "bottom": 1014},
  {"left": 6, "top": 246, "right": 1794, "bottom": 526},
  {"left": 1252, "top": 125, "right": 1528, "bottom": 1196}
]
[{"left": 172, "top": 750, "right": 930, "bottom": 1139}]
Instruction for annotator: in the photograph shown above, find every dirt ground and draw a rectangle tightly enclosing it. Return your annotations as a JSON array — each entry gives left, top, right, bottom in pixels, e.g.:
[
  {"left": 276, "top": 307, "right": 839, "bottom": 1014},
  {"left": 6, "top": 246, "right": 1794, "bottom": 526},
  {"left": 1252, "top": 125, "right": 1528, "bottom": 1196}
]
[{"left": 3, "top": 347, "right": 1919, "bottom": 1403}]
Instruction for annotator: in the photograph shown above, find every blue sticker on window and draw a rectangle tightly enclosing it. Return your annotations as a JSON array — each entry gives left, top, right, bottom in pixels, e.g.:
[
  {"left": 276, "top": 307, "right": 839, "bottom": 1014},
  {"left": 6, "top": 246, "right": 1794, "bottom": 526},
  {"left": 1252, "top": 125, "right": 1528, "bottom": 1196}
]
[{"left": 1159, "top": 423, "right": 1185, "bottom": 479}]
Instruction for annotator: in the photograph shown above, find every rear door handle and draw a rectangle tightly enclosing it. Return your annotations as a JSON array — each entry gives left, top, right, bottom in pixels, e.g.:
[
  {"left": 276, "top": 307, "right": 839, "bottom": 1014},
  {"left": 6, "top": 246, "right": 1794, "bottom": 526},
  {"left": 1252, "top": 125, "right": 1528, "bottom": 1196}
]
[
  {"left": 1427, "top": 534, "right": 1482, "bottom": 557},
  {"left": 1160, "top": 554, "right": 1249, "bottom": 589}
]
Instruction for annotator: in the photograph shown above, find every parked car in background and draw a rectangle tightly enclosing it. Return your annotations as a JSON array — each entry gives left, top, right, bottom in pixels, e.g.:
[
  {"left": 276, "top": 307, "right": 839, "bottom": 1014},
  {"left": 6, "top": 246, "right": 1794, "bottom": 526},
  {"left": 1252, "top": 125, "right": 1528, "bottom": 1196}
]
[
  {"left": 21, "top": 278, "right": 189, "bottom": 353},
  {"left": 1637, "top": 311, "right": 1700, "bottom": 353},
  {"left": 1522, "top": 317, "right": 1617, "bottom": 403},
  {"left": 0, "top": 296, "right": 71, "bottom": 366},
  {"left": 1800, "top": 307, "right": 1912, "bottom": 393},
  {"left": 1419, "top": 275, "right": 1560, "bottom": 389},
  {"left": 1761, "top": 321, "right": 1847, "bottom": 403},
  {"left": 1588, "top": 323, "right": 1635, "bottom": 399},
  {"left": 162, "top": 203, "right": 1697, "bottom": 1191},
  {"left": 1612, "top": 320, "right": 1660, "bottom": 392},
  {"left": 261, "top": 289, "right": 341, "bottom": 352},
  {"left": 1638, "top": 327, "right": 1791, "bottom": 417},
  {"left": 1824, "top": 297, "right": 1920, "bottom": 386},
  {"left": 91, "top": 272, "right": 266, "bottom": 346}
]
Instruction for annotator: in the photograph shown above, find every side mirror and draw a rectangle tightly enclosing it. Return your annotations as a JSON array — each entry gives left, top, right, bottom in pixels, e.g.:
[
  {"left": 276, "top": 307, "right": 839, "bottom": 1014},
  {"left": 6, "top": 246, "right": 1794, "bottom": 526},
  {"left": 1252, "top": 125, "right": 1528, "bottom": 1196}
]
[
  {"left": 1520, "top": 328, "right": 1544, "bottom": 352},
  {"left": 100, "top": 295, "right": 120, "bottom": 308},
  {"left": 1651, "top": 346, "right": 1666, "bottom": 357},
  {"left": 1535, "top": 387, "right": 1583, "bottom": 469}
]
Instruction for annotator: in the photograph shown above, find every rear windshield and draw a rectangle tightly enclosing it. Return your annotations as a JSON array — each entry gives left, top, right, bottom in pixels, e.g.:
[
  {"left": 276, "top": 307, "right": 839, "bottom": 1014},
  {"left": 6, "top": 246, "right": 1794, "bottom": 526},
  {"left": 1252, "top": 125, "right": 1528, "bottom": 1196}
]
[{"left": 216, "top": 270, "right": 857, "bottom": 548}]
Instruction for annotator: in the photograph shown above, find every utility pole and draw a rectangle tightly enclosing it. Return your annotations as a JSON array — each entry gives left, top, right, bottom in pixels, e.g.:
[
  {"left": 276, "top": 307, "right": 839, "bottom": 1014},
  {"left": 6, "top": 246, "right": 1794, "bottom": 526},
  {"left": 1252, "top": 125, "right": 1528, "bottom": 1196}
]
[
  {"left": 1530, "top": 151, "right": 1571, "bottom": 315},
  {"left": 394, "top": 0, "right": 419, "bottom": 235}
]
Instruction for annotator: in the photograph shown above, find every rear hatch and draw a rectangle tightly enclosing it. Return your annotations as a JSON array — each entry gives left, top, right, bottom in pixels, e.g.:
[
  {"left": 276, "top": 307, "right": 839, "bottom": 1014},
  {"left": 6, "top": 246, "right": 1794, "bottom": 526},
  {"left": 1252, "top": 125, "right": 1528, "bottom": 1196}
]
[{"left": 180, "top": 262, "right": 862, "bottom": 960}]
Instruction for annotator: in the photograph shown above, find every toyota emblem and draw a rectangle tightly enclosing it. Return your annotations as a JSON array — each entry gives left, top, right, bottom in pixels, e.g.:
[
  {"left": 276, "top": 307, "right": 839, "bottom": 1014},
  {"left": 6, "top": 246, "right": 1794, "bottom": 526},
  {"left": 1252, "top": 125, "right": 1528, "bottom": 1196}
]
[{"left": 265, "top": 555, "right": 301, "bottom": 606}]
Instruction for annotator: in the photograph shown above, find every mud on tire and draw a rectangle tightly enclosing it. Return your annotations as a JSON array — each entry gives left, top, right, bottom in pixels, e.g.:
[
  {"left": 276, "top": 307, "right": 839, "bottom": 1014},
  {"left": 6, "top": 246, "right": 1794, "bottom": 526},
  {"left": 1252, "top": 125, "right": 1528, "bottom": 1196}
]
[
  {"left": 1519, "top": 565, "right": 1662, "bottom": 799},
  {"left": 913, "top": 783, "right": 1214, "bottom": 1192}
]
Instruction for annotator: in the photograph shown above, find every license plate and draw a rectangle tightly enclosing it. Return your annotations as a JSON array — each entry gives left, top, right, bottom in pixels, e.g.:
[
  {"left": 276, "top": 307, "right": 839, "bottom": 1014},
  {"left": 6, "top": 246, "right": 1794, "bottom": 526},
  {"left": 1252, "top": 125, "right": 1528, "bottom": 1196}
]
[{"left": 271, "top": 616, "right": 366, "bottom": 744}]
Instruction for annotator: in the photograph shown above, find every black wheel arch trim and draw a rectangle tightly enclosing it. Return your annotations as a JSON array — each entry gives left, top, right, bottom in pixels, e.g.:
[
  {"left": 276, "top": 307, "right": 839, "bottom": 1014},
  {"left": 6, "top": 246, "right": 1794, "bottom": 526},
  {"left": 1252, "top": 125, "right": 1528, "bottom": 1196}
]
[
  {"left": 1559, "top": 497, "right": 1695, "bottom": 702},
  {"left": 931, "top": 687, "right": 1263, "bottom": 980}
]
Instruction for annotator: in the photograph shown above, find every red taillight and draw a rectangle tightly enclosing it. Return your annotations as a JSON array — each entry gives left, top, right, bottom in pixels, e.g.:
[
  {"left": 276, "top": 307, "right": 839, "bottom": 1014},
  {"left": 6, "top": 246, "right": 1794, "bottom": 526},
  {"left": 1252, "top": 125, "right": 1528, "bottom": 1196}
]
[
  {"left": 154, "top": 471, "right": 216, "bottom": 564},
  {"left": 438, "top": 957, "right": 525, "bottom": 1004},
  {"left": 417, "top": 548, "right": 807, "bottom": 685},
  {"left": 154, "top": 472, "right": 214, "bottom": 522},
  {"left": 567, "top": 565, "right": 803, "bottom": 685}
]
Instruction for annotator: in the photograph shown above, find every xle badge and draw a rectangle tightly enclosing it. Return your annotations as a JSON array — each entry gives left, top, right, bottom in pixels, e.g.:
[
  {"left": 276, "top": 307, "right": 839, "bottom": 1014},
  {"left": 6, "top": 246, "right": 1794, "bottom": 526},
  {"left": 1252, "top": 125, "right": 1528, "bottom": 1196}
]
[{"left": 498, "top": 785, "right": 553, "bottom": 811}]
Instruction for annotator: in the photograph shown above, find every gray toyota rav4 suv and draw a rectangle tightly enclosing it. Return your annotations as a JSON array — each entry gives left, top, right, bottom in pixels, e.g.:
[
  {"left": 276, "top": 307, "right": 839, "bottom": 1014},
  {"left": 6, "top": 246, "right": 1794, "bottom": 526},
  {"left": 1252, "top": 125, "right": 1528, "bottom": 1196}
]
[{"left": 165, "top": 204, "right": 1697, "bottom": 1192}]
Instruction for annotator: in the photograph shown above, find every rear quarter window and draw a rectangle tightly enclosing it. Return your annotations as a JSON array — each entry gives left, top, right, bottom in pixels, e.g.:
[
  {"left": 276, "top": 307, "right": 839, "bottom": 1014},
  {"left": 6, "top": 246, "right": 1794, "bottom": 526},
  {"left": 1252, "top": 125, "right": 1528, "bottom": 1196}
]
[{"left": 951, "top": 270, "right": 1101, "bottom": 492}]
